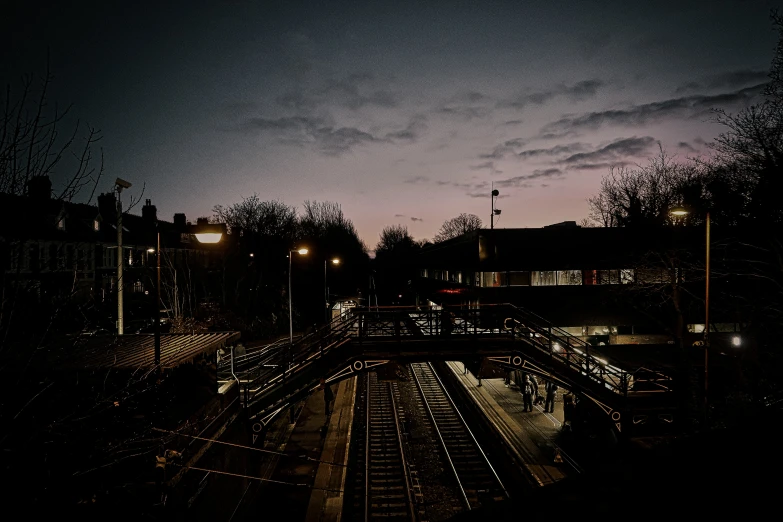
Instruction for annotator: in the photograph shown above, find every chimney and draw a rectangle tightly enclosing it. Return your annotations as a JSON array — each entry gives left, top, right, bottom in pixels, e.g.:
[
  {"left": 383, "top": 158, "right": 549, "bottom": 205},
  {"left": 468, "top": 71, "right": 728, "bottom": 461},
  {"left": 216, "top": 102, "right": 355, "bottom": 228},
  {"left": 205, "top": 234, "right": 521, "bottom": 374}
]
[
  {"left": 142, "top": 199, "right": 157, "bottom": 224},
  {"left": 197, "top": 217, "right": 209, "bottom": 225},
  {"left": 98, "top": 192, "right": 117, "bottom": 219},
  {"left": 174, "top": 213, "right": 186, "bottom": 231},
  {"left": 27, "top": 176, "right": 52, "bottom": 200}
]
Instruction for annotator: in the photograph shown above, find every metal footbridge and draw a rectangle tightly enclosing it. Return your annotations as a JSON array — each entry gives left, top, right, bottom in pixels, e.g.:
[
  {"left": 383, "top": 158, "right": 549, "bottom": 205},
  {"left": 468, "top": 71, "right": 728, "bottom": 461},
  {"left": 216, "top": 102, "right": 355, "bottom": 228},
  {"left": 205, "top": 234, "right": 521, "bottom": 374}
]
[{"left": 219, "top": 304, "right": 677, "bottom": 438}]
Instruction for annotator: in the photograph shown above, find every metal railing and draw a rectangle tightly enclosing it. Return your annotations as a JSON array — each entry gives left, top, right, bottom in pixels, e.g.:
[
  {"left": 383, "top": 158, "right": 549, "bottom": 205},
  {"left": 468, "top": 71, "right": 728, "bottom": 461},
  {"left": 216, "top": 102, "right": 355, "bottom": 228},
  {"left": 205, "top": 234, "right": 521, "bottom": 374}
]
[{"left": 235, "top": 304, "right": 674, "bottom": 417}]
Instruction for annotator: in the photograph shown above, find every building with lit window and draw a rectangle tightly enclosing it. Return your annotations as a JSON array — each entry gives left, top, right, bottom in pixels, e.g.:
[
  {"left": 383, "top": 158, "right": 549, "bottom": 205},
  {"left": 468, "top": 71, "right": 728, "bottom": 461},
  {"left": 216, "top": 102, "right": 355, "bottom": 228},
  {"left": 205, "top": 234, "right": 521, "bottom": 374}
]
[
  {"left": 0, "top": 177, "right": 227, "bottom": 333},
  {"left": 414, "top": 222, "right": 750, "bottom": 349}
]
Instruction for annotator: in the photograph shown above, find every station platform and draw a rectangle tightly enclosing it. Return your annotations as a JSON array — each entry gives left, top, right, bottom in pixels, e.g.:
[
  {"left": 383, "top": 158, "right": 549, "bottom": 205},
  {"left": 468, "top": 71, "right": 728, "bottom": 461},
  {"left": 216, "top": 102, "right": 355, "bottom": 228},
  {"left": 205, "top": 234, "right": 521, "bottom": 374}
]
[{"left": 443, "top": 361, "right": 580, "bottom": 486}]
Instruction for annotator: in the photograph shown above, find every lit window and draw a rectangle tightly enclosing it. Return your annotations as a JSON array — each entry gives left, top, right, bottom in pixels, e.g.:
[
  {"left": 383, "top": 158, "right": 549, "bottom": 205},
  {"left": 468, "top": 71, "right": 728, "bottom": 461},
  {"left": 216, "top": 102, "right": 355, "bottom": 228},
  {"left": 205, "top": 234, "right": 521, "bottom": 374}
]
[
  {"left": 93, "top": 219, "right": 100, "bottom": 231},
  {"left": 687, "top": 324, "right": 706, "bottom": 334},
  {"left": 531, "top": 271, "right": 557, "bottom": 286},
  {"left": 557, "top": 270, "right": 582, "bottom": 285},
  {"left": 56, "top": 218, "right": 65, "bottom": 230},
  {"left": 598, "top": 270, "right": 619, "bottom": 284}
]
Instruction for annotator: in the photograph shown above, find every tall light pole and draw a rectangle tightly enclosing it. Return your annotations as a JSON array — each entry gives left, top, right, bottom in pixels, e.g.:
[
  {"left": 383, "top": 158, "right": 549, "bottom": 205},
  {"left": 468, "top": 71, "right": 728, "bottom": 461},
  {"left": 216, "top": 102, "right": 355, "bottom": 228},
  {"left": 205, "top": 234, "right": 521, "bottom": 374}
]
[
  {"left": 491, "top": 184, "right": 501, "bottom": 229},
  {"left": 704, "top": 210, "right": 711, "bottom": 411},
  {"left": 325, "top": 258, "right": 340, "bottom": 323},
  {"left": 151, "top": 223, "right": 224, "bottom": 368},
  {"left": 670, "top": 206, "right": 710, "bottom": 414},
  {"left": 114, "top": 178, "right": 132, "bottom": 335},
  {"left": 289, "top": 248, "right": 309, "bottom": 346}
]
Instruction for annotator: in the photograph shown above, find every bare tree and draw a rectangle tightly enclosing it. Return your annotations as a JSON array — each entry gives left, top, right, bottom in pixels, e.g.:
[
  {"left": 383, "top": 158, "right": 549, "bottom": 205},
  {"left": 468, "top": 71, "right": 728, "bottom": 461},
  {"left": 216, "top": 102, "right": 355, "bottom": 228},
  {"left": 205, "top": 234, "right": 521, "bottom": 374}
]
[
  {"left": 433, "top": 213, "right": 482, "bottom": 243},
  {"left": 587, "top": 147, "right": 706, "bottom": 227},
  {"left": 710, "top": 11, "right": 783, "bottom": 225},
  {"left": 375, "top": 224, "right": 417, "bottom": 257},
  {"left": 212, "top": 194, "right": 298, "bottom": 240},
  {"left": 1, "top": 60, "right": 103, "bottom": 202}
]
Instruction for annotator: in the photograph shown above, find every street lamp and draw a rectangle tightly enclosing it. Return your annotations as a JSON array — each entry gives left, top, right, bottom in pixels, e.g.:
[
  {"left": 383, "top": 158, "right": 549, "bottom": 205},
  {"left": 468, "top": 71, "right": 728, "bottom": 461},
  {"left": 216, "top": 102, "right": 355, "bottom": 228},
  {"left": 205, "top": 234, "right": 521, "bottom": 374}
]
[
  {"left": 151, "top": 221, "right": 225, "bottom": 369},
  {"left": 289, "top": 248, "right": 308, "bottom": 346},
  {"left": 325, "top": 258, "right": 340, "bottom": 323},
  {"left": 114, "top": 178, "right": 132, "bottom": 335},
  {"left": 670, "top": 206, "right": 710, "bottom": 413}
]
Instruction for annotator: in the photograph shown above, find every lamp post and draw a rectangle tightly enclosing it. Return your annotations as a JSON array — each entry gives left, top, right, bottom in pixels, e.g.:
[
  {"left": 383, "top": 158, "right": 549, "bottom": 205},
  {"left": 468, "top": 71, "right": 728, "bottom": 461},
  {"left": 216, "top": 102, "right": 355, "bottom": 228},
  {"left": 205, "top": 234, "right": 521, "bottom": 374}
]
[
  {"left": 325, "top": 258, "right": 340, "bottom": 324},
  {"left": 670, "top": 206, "right": 710, "bottom": 414},
  {"left": 151, "top": 223, "right": 224, "bottom": 368},
  {"left": 289, "top": 248, "right": 309, "bottom": 346},
  {"left": 491, "top": 184, "right": 501, "bottom": 229},
  {"left": 114, "top": 178, "right": 132, "bottom": 335}
]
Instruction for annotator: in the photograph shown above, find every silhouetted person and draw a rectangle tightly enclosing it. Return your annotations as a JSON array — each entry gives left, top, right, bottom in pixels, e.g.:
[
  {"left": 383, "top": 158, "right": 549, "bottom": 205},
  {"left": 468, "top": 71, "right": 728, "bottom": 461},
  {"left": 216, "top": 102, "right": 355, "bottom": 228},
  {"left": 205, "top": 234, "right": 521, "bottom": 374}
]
[
  {"left": 440, "top": 309, "right": 453, "bottom": 336},
  {"left": 545, "top": 380, "right": 558, "bottom": 413},
  {"left": 529, "top": 373, "right": 540, "bottom": 400},
  {"left": 522, "top": 376, "right": 535, "bottom": 412},
  {"left": 320, "top": 377, "right": 334, "bottom": 417},
  {"left": 563, "top": 394, "right": 575, "bottom": 430}
]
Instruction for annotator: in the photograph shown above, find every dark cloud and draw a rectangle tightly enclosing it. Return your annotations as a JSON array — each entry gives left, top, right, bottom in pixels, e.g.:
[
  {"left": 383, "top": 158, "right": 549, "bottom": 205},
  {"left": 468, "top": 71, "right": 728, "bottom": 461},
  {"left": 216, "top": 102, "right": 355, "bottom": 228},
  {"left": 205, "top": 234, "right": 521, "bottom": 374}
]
[
  {"left": 507, "top": 80, "right": 604, "bottom": 109},
  {"left": 469, "top": 161, "right": 496, "bottom": 171},
  {"left": 314, "top": 127, "right": 381, "bottom": 156},
  {"left": 504, "top": 120, "right": 524, "bottom": 126},
  {"left": 439, "top": 105, "right": 492, "bottom": 119},
  {"left": 394, "top": 214, "right": 406, "bottom": 218},
  {"left": 517, "top": 142, "right": 589, "bottom": 159},
  {"left": 675, "top": 69, "right": 769, "bottom": 94},
  {"left": 494, "top": 169, "right": 564, "bottom": 188},
  {"left": 478, "top": 138, "right": 527, "bottom": 160},
  {"left": 242, "top": 113, "right": 423, "bottom": 155},
  {"left": 540, "top": 84, "right": 763, "bottom": 135},
  {"left": 277, "top": 73, "right": 398, "bottom": 112},
  {"left": 677, "top": 141, "right": 697, "bottom": 153},
  {"left": 404, "top": 175, "right": 429, "bottom": 184},
  {"left": 560, "top": 136, "right": 657, "bottom": 167},
  {"left": 567, "top": 162, "right": 630, "bottom": 171},
  {"left": 384, "top": 115, "right": 428, "bottom": 142},
  {"left": 410, "top": 216, "right": 423, "bottom": 222},
  {"left": 438, "top": 91, "right": 494, "bottom": 120}
]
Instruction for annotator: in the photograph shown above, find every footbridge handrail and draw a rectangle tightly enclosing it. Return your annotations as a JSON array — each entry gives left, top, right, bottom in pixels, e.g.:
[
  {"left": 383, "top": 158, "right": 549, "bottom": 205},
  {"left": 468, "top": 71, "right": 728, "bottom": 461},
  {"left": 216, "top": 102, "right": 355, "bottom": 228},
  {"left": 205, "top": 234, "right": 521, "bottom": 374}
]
[{"left": 235, "top": 303, "right": 675, "bottom": 424}]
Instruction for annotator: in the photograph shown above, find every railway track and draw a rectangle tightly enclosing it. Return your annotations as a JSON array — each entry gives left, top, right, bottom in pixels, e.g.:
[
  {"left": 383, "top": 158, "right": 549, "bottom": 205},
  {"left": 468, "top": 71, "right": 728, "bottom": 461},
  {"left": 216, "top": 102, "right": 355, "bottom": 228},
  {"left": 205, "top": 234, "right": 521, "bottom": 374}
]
[
  {"left": 410, "top": 362, "right": 509, "bottom": 511},
  {"left": 363, "top": 372, "right": 417, "bottom": 520}
]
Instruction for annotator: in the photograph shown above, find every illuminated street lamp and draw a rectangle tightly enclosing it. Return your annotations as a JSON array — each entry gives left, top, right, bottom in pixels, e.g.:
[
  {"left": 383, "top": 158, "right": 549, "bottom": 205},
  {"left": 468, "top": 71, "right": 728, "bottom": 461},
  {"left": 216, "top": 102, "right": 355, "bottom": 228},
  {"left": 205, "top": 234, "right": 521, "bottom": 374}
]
[
  {"left": 192, "top": 223, "right": 224, "bottom": 244},
  {"left": 670, "top": 205, "right": 710, "bottom": 413},
  {"left": 114, "top": 177, "right": 132, "bottom": 335},
  {"left": 151, "top": 221, "right": 225, "bottom": 369},
  {"left": 289, "top": 248, "right": 309, "bottom": 347},
  {"left": 325, "top": 258, "right": 340, "bottom": 323}
]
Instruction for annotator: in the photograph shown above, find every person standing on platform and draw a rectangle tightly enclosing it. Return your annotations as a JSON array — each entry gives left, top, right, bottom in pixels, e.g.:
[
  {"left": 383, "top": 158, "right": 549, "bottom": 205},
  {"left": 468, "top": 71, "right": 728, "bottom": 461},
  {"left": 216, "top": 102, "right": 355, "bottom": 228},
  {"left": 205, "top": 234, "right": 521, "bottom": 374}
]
[
  {"left": 522, "top": 376, "right": 535, "bottom": 412},
  {"left": 529, "top": 373, "right": 540, "bottom": 401},
  {"left": 320, "top": 377, "right": 334, "bottom": 417},
  {"left": 545, "top": 380, "right": 558, "bottom": 413}
]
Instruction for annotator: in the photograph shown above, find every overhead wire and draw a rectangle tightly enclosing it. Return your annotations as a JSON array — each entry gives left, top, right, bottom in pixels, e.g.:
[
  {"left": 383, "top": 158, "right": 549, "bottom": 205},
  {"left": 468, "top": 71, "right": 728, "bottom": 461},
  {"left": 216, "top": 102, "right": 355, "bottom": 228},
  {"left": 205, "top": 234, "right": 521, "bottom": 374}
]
[
  {"left": 151, "top": 427, "right": 348, "bottom": 468},
  {"left": 169, "top": 463, "right": 345, "bottom": 493}
]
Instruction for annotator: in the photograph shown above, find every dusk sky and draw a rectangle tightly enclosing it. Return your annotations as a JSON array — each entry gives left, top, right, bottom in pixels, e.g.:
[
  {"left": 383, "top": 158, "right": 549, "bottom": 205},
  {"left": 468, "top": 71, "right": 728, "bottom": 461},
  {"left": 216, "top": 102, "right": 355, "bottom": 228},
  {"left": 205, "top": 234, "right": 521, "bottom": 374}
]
[{"left": 3, "top": 0, "right": 779, "bottom": 248}]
